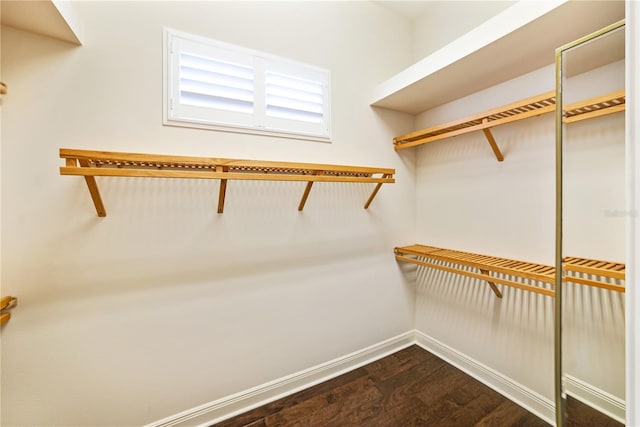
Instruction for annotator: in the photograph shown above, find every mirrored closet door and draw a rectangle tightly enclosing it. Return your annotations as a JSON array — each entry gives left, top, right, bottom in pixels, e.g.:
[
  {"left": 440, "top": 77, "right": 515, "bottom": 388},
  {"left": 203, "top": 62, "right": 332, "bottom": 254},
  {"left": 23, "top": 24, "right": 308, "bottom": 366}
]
[{"left": 555, "top": 20, "right": 626, "bottom": 427}]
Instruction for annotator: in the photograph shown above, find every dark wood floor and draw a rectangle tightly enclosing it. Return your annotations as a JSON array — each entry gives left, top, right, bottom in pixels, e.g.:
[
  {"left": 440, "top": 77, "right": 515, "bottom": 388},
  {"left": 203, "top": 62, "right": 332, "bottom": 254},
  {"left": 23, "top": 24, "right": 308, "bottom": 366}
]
[
  {"left": 214, "top": 346, "right": 625, "bottom": 426},
  {"left": 566, "top": 396, "right": 624, "bottom": 427},
  {"left": 214, "top": 345, "right": 551, "bottom": 427}
]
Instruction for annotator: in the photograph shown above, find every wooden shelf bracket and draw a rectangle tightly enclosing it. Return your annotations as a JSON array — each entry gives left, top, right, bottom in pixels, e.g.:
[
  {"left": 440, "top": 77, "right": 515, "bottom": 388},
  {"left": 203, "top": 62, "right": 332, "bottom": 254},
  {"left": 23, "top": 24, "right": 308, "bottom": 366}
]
[
  {"left": 60, "top": 149, "right": 395, "bottom": 217},
  {"left": 365, "top": 173, "right": 393, "bottom": 209},
  {"left": 479, "top": 268, "right": 503, "bottom": 298},
  {"left": 298, "top": 170, "right": 322, "bottom": 211},
  {"left": 216, "top": 165, "right": 228, "bottom": 214},
  {"left": 481, "top": 125, "right": 504, "bottom": 162}
]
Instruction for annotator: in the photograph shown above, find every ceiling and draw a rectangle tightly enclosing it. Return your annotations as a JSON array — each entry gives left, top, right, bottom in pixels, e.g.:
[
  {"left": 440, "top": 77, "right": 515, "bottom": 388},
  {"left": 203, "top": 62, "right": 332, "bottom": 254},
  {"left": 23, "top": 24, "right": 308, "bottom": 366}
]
[{"left": 373, "top": 1, "right": 434, "bottom": 20}]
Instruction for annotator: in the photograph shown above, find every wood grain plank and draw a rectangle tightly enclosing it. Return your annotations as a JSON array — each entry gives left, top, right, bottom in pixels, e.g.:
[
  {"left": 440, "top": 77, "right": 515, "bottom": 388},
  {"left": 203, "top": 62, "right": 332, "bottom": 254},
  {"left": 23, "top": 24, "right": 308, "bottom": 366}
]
[
  {"left": 60, "top": 166, "right": 394, "bottom": 183},
  {"left": 60, "top": 148, "right": 395, "bottom": 176}
]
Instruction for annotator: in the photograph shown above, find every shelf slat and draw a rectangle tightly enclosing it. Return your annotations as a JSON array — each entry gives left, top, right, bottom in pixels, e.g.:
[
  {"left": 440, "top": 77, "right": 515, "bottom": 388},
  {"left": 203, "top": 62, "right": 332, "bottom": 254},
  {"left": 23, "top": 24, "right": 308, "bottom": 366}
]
[
  {"left": 393, "top": 90, "right": 625, "bottom": 154},
  {"left": 563, "top": 89, "right": 626, "bottom": 123},
  {"left": 563, "top": 256, "right": 626, "bottom": 292},
  {"left": 395, "top": 244, "right": 625, "bottom": 297},
  {"left": 60, "top": 149, "right": 395, "bottom": 216}
]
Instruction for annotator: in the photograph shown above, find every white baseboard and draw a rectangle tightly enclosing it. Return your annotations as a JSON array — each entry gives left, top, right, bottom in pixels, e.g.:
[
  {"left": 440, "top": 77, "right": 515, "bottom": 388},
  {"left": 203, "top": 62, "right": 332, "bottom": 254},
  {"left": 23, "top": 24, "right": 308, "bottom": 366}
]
[
  {"left": 148, "top": 329, "right": 624, "bottom": 427},
  {"left": 563, "top": 374, "right": 626, "bottom": 424},
  {"left": 146, "top": 331, "right": 415, "bottom": 427},
  {"left": 413, "top": 330, "right": 556, "bottom": 425}
]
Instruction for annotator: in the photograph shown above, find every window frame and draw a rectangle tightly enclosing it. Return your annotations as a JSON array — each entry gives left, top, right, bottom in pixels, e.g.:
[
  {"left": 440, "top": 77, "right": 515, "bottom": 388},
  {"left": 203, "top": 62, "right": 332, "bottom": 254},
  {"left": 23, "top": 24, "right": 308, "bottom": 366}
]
[{"left": 163, "top": 28, "right": 332, "bottom": 142}]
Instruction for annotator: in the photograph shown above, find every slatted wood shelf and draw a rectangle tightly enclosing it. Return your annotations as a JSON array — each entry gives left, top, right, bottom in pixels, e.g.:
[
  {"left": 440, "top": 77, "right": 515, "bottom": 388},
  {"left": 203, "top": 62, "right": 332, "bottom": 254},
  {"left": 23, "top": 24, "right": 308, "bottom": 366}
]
[
  {"left": 60, "top": 149, "right": 395, "bottom": 217},
  {"left": 394, "top": 244, "right": 625, "bottom": 297},
  {"left": 395, "top": 244, "right": 555, "bottom": 297},
  {"left": 393, "top": 89, "right": 626, "bottom": 156},
  {"left": 0, "top": 296, "right": 18, "bottom": 326},
  {"left": 563, "top": 256, "right": 625, "bottom": 292},
  {"left": 563, "top": 90, "right": 626, "bottom": 123}
]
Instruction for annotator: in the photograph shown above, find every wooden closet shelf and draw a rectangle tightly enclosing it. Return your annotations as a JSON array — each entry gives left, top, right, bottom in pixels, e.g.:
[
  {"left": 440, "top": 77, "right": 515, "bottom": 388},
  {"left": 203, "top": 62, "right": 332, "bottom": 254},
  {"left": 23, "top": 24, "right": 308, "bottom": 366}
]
[
  {"left": 394, "top": 244, "right": 625, "bottom": 297},
  {"left": 395, "top": 244, "right": 555, "bottom": 297},
  {"left": 0, "top": 296, "right": 18, "bottom": 326},
  {"left": 393, "top": 89, "right": 625, "bottom": 155},
  {"left": 563, "top": 89, "right": 626, "bottom": 123},
  {"left": 563, "top": 256, "right": 625, "bottom": 291},
  {"left": 1, "top": 296, "right": 17, "bottom": 311},
  {"left": 60, "top": 149, "right": 395, "bottom": 217}
]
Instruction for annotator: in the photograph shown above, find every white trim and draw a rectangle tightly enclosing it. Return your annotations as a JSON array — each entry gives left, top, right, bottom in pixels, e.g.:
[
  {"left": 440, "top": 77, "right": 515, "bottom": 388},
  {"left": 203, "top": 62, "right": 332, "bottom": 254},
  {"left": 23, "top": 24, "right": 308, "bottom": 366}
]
[
  {"left": 162, "top": 27, "right": 331, "bottom": 142},
  {"left": 626, "top": 3, "right": 639, "bottom": 427},
  {"left": 162, "top": 117, "right": 332, "bottom": 144},
  {"left": 563, "top": 374, "right": 625, "bottom": 424},
  {"left": 146, "top": 330, "right": 632, "bottom": 427},
  {"left": 146, "top": 331, "right": 415, "bottom": 427},
  {"left": 413, "top": 330, "right": 556, "bottom": 425}
]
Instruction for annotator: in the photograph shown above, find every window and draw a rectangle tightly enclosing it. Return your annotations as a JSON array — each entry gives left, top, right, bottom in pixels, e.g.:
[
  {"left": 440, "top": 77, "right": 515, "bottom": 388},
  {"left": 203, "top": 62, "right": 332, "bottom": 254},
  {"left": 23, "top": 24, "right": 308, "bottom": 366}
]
[{"left": 164, "top": 28, "right": 331, "bottom": 141}]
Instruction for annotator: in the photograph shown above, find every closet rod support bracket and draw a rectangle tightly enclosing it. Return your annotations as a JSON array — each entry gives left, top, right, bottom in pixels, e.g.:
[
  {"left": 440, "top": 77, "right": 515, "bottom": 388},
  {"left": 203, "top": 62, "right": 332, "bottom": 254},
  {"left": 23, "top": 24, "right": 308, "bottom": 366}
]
[
  {"left": 479, "top": 269, "right": 503, "bottom": 298},
  {"left": 364, "top": 173, "right": 391, "bottom": 209},
  {"left": 217, "top": 165, "right": 228, "bottom": 214},
  {"left": 78, "top": 159, "right": 107, "bottom": 217},
  {"left": 298, "top": 171, "right": 322, "bottom": 211},
  {"left": 481, "top": 124, "right": 504, "bottom": 162}
]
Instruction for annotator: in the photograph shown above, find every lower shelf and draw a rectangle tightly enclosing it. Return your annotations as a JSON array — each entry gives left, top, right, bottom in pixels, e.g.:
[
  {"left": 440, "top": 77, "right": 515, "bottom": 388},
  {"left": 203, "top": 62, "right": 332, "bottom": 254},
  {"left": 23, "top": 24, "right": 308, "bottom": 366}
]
[{"left": 394, "top": 244, "right": 625, "bottom": 298}]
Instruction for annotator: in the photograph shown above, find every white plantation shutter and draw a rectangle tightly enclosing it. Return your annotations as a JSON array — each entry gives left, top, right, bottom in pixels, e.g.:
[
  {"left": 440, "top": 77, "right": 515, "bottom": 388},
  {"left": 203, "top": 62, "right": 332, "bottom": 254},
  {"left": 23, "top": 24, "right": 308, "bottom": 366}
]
[
  {"left": 265, "top": 71, "right": 324, "bottom": 123},
  {"left": 167, "top": 34, "right": 256, "bottom": 128},
  {"left": 179, "top": 53, "right": 254, "bottom": 113},
  {"left": 262, "top": 59, "right": 329, "bottom": 136},
  {"left": 165, "top": 29, "right": 331, "bottom": 140}
]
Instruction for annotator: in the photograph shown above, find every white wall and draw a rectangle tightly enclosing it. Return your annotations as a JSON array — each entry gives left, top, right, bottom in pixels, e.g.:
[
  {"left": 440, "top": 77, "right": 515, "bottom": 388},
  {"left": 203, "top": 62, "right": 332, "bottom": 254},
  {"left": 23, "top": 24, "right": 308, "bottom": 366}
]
[
  {"left": 413, "top": 59, "right": 626, "bottom": 408},
  {"left": 0, "top": 2, "right": 416, "bottom": 425},
  {"left": 411, "top": 0, "right": 516, "bottom": 62}
]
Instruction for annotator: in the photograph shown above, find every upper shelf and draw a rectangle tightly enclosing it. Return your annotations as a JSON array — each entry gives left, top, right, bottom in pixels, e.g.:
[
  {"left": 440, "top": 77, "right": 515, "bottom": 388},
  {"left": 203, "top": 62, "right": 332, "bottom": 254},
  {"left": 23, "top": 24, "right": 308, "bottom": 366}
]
[
  {"left": 371, "top": 1, "right": 625, "bottom": 114},
  {"left": 60, "top": 149, "right": 395, "bottom": 217},
  {"left": 393, "top": 89, "right": 625, "bottom": 153}
]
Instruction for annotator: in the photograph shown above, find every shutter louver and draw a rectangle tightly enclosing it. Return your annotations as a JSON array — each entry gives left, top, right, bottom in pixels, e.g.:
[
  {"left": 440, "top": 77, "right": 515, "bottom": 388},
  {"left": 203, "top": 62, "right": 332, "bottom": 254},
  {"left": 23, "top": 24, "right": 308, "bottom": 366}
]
[
  {"left": 179, "top": 52, "right": 254, "bottom": 113},
  {"left": 265, "top": 71, "right": 324, "bottom": 124}
]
